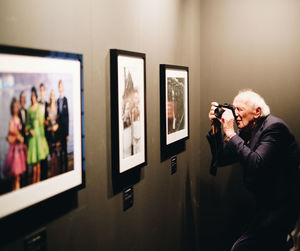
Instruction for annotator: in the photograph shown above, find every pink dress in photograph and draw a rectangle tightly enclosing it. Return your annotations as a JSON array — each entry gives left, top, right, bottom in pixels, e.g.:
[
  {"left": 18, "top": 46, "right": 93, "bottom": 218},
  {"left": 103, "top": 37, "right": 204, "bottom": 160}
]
[{"left": 3, "top": 119, "right": 27, "bottom": 177}]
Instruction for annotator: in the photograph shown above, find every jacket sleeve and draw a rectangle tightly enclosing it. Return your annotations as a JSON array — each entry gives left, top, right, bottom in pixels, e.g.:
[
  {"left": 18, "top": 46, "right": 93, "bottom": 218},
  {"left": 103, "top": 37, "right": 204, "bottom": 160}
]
[
  {"left": 225, "top": 122, "right": 285, "bottom": 174},
  {"left": 206, "top": 129, "right": 238, "bottom": 175}
]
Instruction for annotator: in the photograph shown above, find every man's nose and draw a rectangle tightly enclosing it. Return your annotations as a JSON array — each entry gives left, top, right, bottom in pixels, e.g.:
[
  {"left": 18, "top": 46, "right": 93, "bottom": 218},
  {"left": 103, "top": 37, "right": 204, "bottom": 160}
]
[{"left": 234, "top": 108, "right": 239, "bottom": 117}]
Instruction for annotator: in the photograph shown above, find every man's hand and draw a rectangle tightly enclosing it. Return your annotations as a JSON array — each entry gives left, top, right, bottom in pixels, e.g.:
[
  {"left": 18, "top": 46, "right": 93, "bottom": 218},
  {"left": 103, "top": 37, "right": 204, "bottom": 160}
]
[
  {"left": 208, "top": 102, "right": 219, "bottom": 122},
  {"left": 221, "top": 109, "right": 236, "bottom": 139},
  {"left": 209, "top": 102, "right": 221, "bottom": 135},
  {"left": 52, "top": 124, "right": 59, "bottom": 132}
]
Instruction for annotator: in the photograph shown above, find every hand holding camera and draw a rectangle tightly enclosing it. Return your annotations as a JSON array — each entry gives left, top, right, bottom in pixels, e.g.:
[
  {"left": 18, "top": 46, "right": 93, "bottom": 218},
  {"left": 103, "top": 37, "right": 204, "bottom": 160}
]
[
  {"left": 209, "top": 102, "right": 236, "bottom": 139},
  {"left": 208, "top": 102, "right": 221, "bottom": 134}
]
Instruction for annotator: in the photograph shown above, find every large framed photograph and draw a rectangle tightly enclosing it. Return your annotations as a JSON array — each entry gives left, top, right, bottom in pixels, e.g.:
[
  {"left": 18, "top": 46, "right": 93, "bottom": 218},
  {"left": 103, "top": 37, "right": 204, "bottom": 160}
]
[
  {"left": 160, "top": 64, "right": 189, "bottom": 155},
  {"left": 110, "top": 49, "right": 147, "bottom": 174},
  {"left": 0, "top": 45, "right": 85, "bottom": 218}
]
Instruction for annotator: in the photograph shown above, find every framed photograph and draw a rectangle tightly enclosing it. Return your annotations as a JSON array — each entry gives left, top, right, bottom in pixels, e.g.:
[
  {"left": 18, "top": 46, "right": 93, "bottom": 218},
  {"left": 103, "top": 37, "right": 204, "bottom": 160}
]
[
  {"left": 110, "top": 49, "right": 147, "bottom": 174},
  {"left": 160, "top": 64, "right": 189, "bottom": 154},
  {"left": 0, "top": 45, "right": 85, "bottom": 218}
]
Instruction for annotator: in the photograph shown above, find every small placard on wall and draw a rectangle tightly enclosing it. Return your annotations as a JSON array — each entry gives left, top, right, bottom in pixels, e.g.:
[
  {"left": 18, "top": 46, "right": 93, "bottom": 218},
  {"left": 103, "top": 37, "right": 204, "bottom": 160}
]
[
  {"left": 171, "top": 156, "right": 177, "bottom": 175},
  {"left": 24, "top": 228, "right": 47, "bottom": 251},
  {"left": 123, "top": 186, "right": 134, "bottom": 211}
]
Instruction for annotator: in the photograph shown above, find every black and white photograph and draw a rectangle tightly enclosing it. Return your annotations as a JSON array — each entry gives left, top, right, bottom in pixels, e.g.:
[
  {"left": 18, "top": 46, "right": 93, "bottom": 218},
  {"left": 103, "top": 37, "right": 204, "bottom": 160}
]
[
  {"left": 160, "top": 64, "right": 189, "bottom": 149},
  {"left": 0, "top": 46, "right": 84, "bottom": 218},
  {"left": 167, "top": 76, "right": 186, "bottom": 135},
  {"left": 121, "top": 67, "right": 142, "bottom": 158},
  {"left": 110, "top": 49, "right": 147, "bottom": 174}
]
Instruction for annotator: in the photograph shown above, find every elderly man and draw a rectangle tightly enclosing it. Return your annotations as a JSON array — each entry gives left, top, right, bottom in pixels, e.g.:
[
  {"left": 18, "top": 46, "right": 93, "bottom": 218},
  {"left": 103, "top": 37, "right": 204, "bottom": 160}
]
[{"left": 207, "top": 89, "right": 300, "bottom": 251}]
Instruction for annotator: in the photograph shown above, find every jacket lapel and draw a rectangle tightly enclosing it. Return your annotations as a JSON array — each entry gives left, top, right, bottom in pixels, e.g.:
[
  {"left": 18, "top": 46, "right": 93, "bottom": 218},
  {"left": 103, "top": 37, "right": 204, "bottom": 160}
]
[{"left": 249, "top": 116, "right": 269, "bottom": 150}]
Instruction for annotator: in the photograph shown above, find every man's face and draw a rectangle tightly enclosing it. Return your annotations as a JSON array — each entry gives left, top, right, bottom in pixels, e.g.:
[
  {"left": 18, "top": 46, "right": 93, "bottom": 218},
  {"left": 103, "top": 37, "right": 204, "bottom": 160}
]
[
  {"left": 233, "top": 99, "right": 258, "bottom": 129},
  {"left": 40, "top": 85, "right": 45, "bottom": 101},
  {"left": 59, "top": 82, "right": 64, "bottom": 95},
  {"left": 20, "top": 93, "right": 26, "bottom": 107}
]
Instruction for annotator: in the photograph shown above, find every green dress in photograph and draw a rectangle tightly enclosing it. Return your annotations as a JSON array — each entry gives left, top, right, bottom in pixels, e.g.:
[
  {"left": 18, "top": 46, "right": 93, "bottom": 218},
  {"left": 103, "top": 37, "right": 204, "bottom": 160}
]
[{"left": 26, "top": 103, "right": 49, "bottom": 165}]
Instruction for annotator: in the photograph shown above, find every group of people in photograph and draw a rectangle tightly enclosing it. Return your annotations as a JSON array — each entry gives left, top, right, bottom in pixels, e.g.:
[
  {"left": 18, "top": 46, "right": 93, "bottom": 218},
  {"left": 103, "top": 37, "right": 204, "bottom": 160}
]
[{"left": 2, "top": 80, "right": 69, "bottom": 191}]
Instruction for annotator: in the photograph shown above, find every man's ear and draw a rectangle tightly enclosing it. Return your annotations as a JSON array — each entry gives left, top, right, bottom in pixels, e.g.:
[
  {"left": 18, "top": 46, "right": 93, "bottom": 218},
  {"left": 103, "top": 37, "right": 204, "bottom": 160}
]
[{"left": 254, "top": 107, "right": 261, "bottom": 118}]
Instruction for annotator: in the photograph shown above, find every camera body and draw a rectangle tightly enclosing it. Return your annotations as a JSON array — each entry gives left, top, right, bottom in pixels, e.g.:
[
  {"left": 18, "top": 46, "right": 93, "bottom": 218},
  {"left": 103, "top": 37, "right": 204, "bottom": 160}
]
[{"left": 214, "top": 103, "right": 237, "bottom": 120}]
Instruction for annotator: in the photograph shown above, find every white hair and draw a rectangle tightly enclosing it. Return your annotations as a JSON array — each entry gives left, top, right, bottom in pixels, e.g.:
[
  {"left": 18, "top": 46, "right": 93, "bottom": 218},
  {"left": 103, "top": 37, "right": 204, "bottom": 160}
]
[{"left": 233, "top": 89, "right": 270, "bottom": 117}]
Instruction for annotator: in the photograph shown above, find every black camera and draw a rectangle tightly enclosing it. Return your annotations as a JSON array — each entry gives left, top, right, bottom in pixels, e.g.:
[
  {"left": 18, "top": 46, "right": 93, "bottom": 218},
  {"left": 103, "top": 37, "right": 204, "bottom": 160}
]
[{"left": 214, "top": 103, "right": 237, "bottom": 120}]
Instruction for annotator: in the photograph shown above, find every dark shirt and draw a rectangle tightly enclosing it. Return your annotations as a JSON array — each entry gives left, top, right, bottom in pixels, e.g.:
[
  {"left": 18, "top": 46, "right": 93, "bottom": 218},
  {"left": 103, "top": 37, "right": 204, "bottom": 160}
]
[
  {"left": 57, "top": 96, "right": 69, "bottom": 137},
  {"left": 18, "top": 107, "right": 27, "bottom": 140}
]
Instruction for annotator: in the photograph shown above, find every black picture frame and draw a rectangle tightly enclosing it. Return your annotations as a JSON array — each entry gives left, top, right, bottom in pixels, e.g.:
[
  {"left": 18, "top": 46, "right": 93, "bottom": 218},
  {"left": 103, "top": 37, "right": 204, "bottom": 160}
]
[
  {"left": 0, "top": 45, "right": 85, "bottom": 218},
  {"left": 160, "top": 64, "right": 189, "bottom": 160},
  {"left": 110, "top": 49, "right": 147, "bottom": 174}
]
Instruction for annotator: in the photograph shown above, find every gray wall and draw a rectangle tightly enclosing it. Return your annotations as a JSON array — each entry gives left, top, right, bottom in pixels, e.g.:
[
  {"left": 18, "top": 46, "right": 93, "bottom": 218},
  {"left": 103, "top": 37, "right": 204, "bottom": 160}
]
[
  {"left": 2, "top": 0, "right": 300, "bottom": 250},
  {"left": 0, "top": 0, "right": 200, "bottom": 251},
  {"left": 199, "top": 0, "right": 300, "bottom": 250}
]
